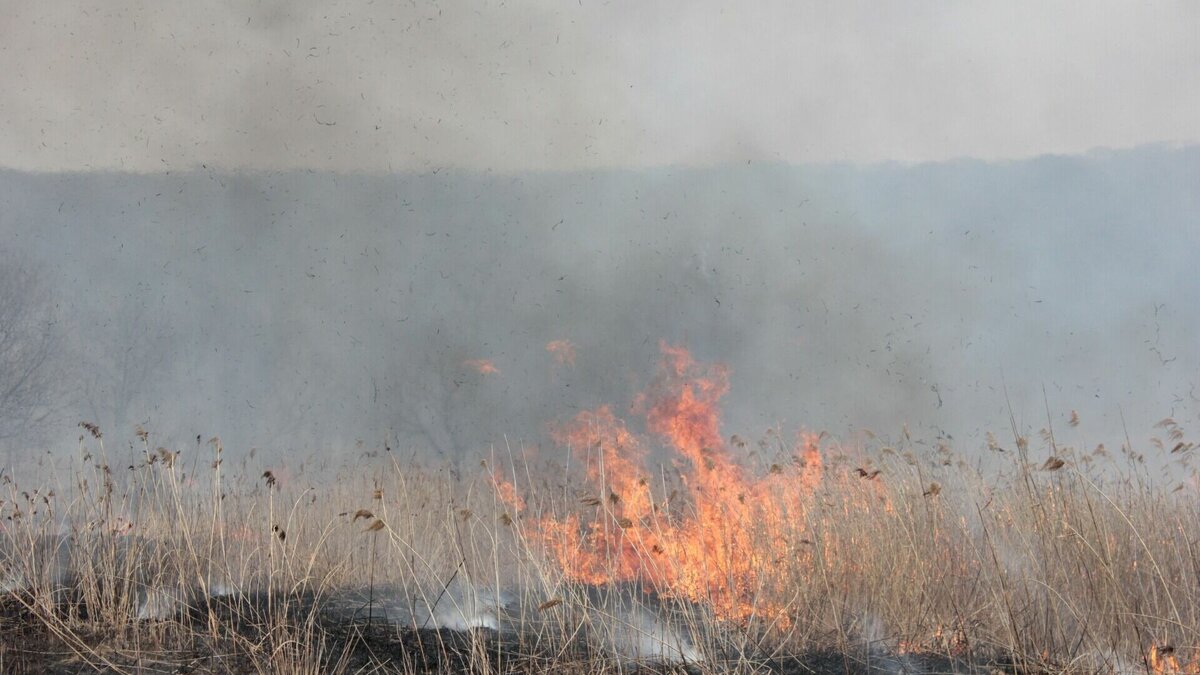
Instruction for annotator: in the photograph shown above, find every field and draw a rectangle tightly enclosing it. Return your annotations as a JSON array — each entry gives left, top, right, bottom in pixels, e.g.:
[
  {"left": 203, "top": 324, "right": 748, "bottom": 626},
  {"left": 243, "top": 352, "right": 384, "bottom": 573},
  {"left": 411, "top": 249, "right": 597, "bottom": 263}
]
[{"left": 0, "top": 346, "right": 1196, "bottom": 674}]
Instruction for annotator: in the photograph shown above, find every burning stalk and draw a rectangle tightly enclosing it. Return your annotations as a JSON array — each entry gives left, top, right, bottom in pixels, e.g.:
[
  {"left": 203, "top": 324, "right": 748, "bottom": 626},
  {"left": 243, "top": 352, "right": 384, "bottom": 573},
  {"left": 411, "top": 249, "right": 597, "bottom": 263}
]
[{"left": 498, "top": 342, "right": 824, "bottom": 624}]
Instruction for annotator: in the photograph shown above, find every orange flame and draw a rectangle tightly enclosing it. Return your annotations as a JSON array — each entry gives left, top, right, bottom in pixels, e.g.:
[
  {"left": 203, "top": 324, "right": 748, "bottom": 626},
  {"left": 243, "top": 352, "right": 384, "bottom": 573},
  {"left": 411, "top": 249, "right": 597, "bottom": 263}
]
[
  {"left": 463, "top": 359, "right": 500, "bottom": 375},
  {"left": 500, "top": 342, "right": 823, "bottom": 623},
  {"left": 1149, "top": 644, "right": 1200, "bottom": 675},
  {"left": 546, "top": 340, "right": 577, "bottom": 366}
]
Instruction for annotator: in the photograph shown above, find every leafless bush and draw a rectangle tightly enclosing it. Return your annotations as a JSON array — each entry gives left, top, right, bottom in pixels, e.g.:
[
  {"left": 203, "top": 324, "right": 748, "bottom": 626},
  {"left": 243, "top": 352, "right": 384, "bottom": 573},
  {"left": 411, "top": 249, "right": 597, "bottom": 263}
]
[{"left": 0, "top": 256, "right": 65, "bottom": 446}]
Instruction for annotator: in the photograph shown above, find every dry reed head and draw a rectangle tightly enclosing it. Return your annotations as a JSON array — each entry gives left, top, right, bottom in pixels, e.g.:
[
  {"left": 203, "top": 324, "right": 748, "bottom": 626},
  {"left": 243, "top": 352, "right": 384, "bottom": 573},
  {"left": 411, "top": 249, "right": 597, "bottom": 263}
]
[
  {"left": 78, "top": 421, "right": 102, "bottom": 439},
  {"left": 0, "top": 406, "right": 1195, "bottom": 674},
  {"left": 1041, "top": 456, "right": 1066, "bottom": 471},
  {"left": 536, "top": 598, "right": 563, "bottom": 612}
]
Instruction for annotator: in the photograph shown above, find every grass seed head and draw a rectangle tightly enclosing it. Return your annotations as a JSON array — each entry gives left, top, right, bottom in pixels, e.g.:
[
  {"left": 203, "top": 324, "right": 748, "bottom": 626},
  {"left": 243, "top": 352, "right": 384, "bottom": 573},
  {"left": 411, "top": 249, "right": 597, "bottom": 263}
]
[{"left": 1041, "top": 456, "right": 1066, "bottom": 471}]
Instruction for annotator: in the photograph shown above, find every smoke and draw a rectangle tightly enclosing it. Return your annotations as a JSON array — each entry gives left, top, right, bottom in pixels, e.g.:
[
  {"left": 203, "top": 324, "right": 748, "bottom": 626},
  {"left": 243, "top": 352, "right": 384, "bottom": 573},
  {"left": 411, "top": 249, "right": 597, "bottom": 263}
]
[
  {"left": 355, "top": 580, "right": 702, "bottom": 663},
  {"left": 0, "top": 146, "right": 1196, "bottom": 465},
  {"left": 2, "top": 3, "right": 1198, "bottom": 172}
]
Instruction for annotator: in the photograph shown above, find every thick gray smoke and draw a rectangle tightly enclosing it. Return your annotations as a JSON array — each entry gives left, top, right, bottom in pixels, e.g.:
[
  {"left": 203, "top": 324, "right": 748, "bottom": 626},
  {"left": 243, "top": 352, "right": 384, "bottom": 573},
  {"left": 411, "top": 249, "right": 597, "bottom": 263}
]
[
  {"left": 4, "top": 3, "right": 1198, "bottom": 172},
  {"left": 0, "top": 146, "right": 1196, "bottom": 466}
]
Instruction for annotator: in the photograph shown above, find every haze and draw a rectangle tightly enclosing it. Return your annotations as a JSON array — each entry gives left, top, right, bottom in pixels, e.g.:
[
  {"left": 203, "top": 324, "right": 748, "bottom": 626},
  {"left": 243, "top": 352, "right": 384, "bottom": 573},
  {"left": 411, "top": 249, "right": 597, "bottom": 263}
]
[
  {"left": 0, "top": 3, "right": 1195, "bottom": 474},
  {"left": 1, "top": 2, "right": 1198, "bottom": 172}
]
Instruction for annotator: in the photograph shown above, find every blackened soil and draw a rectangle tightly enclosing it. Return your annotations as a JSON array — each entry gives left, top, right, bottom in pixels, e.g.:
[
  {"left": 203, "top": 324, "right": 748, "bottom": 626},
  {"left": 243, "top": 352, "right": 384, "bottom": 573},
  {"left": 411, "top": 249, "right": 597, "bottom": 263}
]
[{"left": 0, "top": 594, "right": 1037, "bottom": 674}]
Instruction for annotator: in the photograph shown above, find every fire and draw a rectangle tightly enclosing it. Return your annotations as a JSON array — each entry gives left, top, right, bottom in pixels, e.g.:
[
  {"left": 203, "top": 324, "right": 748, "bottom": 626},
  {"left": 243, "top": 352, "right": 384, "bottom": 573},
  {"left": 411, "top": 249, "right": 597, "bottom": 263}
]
[
  {"left": 546, "top": 340, "right": 577, "bottom": 366},
  {"left": 500, "top": 342, "right": 823, "bottom": 623},
  {"left": 463, "top": 359, "right": 500, "bottom": 375},
  {"left": 1149, "top": 644, "right": 1200, "bottom": 675}
]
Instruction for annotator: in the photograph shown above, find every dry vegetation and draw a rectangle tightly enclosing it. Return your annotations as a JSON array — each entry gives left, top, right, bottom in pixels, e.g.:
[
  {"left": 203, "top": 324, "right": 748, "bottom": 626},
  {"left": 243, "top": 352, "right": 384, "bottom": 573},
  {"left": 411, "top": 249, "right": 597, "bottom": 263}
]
[
  {"left": 0, "top": 349, "right": 1195, "bottom": 674},
  {"left": 0, "top": 412, "right": 1195, "bottom": 674}
]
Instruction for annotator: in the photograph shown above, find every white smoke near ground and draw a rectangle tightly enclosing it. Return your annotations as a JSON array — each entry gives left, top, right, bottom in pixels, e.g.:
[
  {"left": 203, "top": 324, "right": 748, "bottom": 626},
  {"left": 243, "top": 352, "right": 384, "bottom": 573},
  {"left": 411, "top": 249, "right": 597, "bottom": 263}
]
[
  {"left": 0, "top": 541, "right": 705, "bottom": 664},
  {"left": 417, "top": 580, "right": 514, "bottom": 633},
  {"left": 0, "top": 532, "right": 283, "bottom": 622},
  {"left": 332, "top": 579, "right": 703, "bottom": 663}
]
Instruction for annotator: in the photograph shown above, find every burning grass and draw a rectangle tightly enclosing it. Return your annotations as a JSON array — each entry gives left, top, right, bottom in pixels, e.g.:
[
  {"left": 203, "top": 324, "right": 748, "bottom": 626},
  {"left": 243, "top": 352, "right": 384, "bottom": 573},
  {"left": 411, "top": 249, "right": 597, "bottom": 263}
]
[{"left": 1, "top": 345, "right": 1198, "bottom": 673}]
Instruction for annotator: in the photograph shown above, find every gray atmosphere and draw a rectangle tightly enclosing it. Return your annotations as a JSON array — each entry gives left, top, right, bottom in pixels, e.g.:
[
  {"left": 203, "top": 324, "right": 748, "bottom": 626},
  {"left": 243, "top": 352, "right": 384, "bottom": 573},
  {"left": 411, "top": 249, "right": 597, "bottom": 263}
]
[
  {"left": 0, "top": 148, "right": 1196, "bottom": 468},
  {"left": 2, "top": 2, "right": 1199, "bottom": 172},
  {"left": 0, "top": 2, "right": 1197, "bottom": 472}
]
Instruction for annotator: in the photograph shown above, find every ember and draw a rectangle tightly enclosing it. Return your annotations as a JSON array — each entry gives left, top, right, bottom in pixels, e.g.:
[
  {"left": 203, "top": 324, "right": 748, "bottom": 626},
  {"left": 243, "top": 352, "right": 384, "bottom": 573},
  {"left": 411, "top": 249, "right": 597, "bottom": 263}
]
[{"left": 463, "top": 359, "right": 500, "bottom": 375}]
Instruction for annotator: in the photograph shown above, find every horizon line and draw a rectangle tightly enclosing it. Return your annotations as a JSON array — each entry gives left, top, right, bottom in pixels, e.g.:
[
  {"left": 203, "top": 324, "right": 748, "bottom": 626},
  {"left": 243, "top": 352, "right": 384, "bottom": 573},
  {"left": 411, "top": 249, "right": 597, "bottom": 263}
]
[{"left": 1, "top": 141, "right": 1196, "bottom": 179}]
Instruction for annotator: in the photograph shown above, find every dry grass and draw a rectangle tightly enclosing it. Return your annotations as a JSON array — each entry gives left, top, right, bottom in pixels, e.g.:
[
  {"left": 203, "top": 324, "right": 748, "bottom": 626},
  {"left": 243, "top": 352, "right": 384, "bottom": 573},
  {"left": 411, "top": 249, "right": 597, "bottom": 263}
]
[{"left": 0, "top": 420, "right": 1197, "bottom": 674}]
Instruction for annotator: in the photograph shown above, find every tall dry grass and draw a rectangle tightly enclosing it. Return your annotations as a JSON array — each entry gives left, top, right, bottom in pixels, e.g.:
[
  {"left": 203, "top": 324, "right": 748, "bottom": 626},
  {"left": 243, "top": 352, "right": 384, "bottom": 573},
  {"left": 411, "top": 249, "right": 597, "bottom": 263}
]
[{"left": 0, "top": 419, "right": 1196, "bottom": 673}]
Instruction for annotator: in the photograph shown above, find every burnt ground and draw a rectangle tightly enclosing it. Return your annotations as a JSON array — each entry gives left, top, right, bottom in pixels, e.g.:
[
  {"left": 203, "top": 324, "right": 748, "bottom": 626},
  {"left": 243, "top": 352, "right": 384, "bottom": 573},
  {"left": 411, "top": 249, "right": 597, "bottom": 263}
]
[{"left": 0, "top": 594, "right": 1036, "bottom": 674}]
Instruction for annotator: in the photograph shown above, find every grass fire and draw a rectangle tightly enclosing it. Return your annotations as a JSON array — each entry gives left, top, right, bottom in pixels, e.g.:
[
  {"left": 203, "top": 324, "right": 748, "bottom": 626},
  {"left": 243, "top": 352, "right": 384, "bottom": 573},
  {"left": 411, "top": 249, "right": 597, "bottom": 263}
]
[
  {"left": 0, "top": 16, "right": 1195, "bottom": 669},
  {"left": 0, "top": 340, "right": 1196, "bottom": 673}
]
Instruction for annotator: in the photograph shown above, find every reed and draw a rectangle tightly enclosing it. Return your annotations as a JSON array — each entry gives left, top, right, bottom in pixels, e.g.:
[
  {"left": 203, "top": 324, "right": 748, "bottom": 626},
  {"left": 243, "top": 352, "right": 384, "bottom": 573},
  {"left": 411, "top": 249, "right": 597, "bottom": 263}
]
[{"left": 0, "top": 414, "right": 1195, "bottom": 673}]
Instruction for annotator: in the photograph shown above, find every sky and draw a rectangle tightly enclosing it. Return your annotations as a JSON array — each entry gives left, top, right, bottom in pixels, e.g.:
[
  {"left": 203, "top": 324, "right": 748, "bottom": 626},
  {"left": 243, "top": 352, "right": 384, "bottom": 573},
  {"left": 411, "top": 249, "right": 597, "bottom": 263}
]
[{"left": 2, "top": 1, "right": 1198, "bottom": 172}]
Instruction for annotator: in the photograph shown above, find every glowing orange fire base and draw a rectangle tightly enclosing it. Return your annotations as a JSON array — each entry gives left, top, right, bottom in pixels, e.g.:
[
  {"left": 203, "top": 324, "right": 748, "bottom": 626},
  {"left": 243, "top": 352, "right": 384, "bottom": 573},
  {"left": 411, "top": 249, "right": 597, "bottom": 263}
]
[{"left": 500, "top": 342, "right": 822, "bottom": 624}]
